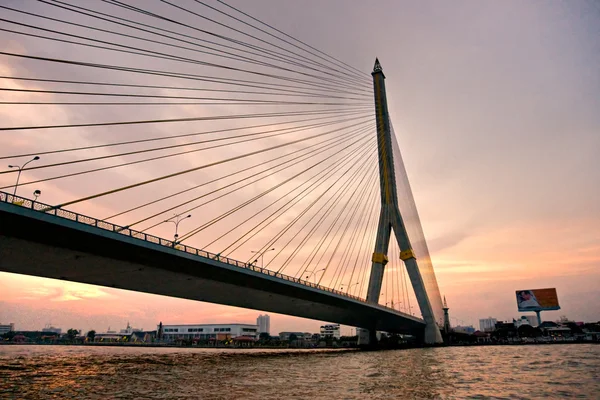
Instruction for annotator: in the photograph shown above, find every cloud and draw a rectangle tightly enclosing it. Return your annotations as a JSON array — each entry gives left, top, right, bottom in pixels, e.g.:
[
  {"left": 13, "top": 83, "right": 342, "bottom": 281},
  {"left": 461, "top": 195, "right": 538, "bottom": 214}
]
[{"left": 10, "top": 281, "right": 114, "bottom": 303}]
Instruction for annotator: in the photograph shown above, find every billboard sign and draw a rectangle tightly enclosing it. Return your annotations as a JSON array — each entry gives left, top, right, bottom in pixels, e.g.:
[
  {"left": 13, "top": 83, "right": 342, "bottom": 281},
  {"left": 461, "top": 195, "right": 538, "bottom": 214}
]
[{"left": 516, "top": 288, "right": 560, "bottom": 312}]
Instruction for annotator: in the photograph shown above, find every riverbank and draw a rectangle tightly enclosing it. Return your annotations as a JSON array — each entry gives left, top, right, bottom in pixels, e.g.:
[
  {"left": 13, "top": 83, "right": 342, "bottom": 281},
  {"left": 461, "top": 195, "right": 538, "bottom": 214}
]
[{"left": 1, "top": 339, "right": 597, "bottom": 350}]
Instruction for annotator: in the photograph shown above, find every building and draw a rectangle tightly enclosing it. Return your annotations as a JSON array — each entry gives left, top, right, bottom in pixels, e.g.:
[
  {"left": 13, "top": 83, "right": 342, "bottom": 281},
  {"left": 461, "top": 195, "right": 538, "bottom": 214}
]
[
  {"left": 479, "top": 317, "right": 497, "bottom": 332},
  {"left": 42, "top": 325, "right": 62, "bottom": 335},
  {"left": 279, "top": 332, "right": 312, "bottom": 341},
  {"left": 495, "top": 321, "right": 514, "bottom": 330},
  {"left": 119, "top": 322, "right": 143, "bottom": 334},
  {"left": 473, "top": 331, "right": 492, "bottom": 343},
  {"left": 454, "top": 325, "right": 475, "bottom": 334},
  {"left": 93, "top": 323, "right": 150, "bottom": 342},
  {"left": 94, "top": 330, "right": 151, "bottom": 342},
  {"left": 320, "top": 324, "right": 341, "bottom": 339},
  {"left": 159, "top": 323, "right": 258, "bottom": 341},
  {"left": 514, "top": 315, "right": 538, "bottom": 328},
  {"left": 544, "top": 326, "right": 574, "bottom": 337},
  {"left": 0, "top": 323, "right": 15, "bottom": 335},
  {"left": 257, "top": 314, "right": 270, "bottom": 335},
  {"left": 538, "top": 321, "right": 558, "bottom": 329}
]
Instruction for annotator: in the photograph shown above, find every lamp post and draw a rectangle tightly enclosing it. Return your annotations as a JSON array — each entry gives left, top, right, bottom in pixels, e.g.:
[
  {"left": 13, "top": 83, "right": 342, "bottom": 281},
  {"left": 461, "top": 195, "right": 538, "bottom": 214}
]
[
  {"left": 340, "top": 282, "right": 359, "bottom": 292},
  {"left": 251, "top": 247, "right": 275, "bottom": 268},
  {"left": 8, "top": 156, "right": 40, "bottom": 198},
  {"left": 305, "top": 268, "right": 325, "bottom": 282},
  {"left": 165, "top": 213, "right": 192, "bottom": 244},
  {"left": 345, "top": 282, "right": 359, "bottom": 294}
]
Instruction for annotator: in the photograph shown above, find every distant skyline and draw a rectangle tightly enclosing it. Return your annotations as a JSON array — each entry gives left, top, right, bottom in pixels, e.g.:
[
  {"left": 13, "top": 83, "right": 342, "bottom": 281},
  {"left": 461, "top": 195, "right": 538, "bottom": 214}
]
[
  {"left": 1, "top": 270, "right": 596, "bottom": 336},
  {"left": 2, "top": 270, "right": 596, "bottom": 335},
  {"left": 1, "top": 0, "right": 599, "bottom": 333}
]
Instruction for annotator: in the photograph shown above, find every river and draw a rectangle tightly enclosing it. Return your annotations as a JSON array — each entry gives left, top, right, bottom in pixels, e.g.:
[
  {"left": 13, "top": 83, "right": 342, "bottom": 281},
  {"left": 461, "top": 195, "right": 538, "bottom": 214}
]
[{"left": 1, "top": 344, "right": 598, "bottom": 399}]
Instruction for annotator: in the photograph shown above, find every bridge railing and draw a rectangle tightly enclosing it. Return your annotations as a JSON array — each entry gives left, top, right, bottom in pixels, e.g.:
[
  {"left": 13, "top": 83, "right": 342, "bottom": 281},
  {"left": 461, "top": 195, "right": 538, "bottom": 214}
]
[{"left": 0, "top": 191, "right": 402, "bottom": 308}]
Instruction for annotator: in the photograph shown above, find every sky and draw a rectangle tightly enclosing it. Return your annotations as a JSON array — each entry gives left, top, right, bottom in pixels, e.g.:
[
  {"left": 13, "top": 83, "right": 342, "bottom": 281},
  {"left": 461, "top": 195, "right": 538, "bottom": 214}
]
[{"left": 0, "top": 0, "right": 599, "bottom": 335}]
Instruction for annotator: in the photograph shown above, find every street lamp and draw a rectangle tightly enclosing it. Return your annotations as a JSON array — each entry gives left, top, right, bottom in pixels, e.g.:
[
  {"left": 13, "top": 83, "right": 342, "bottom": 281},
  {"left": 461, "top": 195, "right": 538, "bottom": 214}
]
[
  {"left": 8, "top": 156, "right": 40, "bottom": 198},
  {"left": 251, "top": 247, "right": 275, "bottom": 268},
  {"left": 164, "top": 213, "right": 192, "bottom": 244},
  {"left": 305, "top": 268, "right": 325, "bottom": 281},
  {"left": 33, "top": 190, "right": 41, "bottom": 201},
  {"left": 345, "top": 282, "right": 359, "bottom": 294}
]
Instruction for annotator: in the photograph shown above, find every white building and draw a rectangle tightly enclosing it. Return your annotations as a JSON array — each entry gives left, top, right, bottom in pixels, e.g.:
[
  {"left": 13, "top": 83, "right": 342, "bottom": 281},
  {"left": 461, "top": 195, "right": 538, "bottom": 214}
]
[
  {"left": 257, "top": 314, "right": 270, "bottom": 335},
  {"left": 0, "top": 323, "right": 15, "bottom": 335},
  {"left": 524, "top": 315, "right": 538, "bottom": 327},
  {"left": 479, "top": 317, "right": 497, "bottom": 332},
  {"left": 320, "top": 324, "right": 341, "bottom": 339},
  {"left": 42, "top": 324, "right": 62, "bottom": 335},
  {"left": 159, "top": 323, "right": 258, "bottom": 341},
  {"left": 514, "top": 315, "right": 538, "bottom": 328}
]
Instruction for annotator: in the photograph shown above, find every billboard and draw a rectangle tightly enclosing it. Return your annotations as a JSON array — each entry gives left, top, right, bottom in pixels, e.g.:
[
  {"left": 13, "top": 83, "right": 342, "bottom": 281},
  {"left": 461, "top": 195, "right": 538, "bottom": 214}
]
[{"left": 516, "top": 288, "right": 560, "bottom": 312}]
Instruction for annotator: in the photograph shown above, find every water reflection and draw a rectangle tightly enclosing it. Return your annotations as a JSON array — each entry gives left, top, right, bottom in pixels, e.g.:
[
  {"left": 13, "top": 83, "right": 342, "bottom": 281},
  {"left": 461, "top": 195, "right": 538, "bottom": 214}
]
[{"left": 1, "top": 345, "right": 598, "bottom": 399}]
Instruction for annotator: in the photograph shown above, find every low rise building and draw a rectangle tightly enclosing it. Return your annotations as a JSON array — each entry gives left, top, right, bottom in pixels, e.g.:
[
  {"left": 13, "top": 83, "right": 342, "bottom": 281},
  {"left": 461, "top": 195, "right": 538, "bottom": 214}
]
[
  {"left": 514, "top": 316, "right": 537, "bottom": 328},
  {"left": 42, "top": 325, "right": 62, "bottom": 335},
  {"left": 454, "top": 325, "right": 475, "bottom": 334},
  {"left": 479, "top": 317, "right": 497, "bottom": 332},
  {"left": 0, "top": 323, "right": 15, "bottom": 335},
  {"left": 495, "top": 321, "right": 515, "bottom": 330},
  {"left": 544, "top": 327, "right": 573, "bottom": 337},
  {"left": 320, "top": 324, "right": 341, "bottom": 339},
  {"left": 119, "top": 322, "right": 143, "bottom": 335},
  {"left": 279, "top": 332, "right": 312, "bottom": 341},
  {"left": 94, "top": 323, "right": 151, "bottom": 342},
  {"left": 94, "top": 331, "right": 151, "bottom": 342},
  {"left": 160, "top": 323, "right": 258, "bottom": 341}
]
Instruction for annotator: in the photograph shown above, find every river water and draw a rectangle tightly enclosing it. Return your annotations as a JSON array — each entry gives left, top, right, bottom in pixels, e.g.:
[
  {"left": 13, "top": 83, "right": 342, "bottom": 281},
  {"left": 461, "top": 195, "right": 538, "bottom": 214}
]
[{"left": 1, "top": 344, "right": 598, "bottom": 399}]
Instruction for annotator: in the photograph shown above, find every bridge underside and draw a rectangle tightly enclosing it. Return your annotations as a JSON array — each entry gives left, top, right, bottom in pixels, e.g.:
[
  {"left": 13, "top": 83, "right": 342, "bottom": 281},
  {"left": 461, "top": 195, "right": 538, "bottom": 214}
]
[{"left": 0, "top": 203, "right": 425, "bottom": 335}]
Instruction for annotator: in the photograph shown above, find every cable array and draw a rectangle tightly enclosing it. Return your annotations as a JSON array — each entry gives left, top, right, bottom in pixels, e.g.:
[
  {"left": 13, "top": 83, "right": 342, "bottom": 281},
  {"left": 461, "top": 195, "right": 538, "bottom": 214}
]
[{"left": 0, "top": 0, "right": 397, "bottom": 302}]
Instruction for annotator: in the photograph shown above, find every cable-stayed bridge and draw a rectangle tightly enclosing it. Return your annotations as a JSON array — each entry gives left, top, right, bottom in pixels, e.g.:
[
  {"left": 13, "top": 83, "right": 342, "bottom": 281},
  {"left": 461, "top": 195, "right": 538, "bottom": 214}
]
[{"left": 0, "top": 0, "right": 443, "bottom": 344}]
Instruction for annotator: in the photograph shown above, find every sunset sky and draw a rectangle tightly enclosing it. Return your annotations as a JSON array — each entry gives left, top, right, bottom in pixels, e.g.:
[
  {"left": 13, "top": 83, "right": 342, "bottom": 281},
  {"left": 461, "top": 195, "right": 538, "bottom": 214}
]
[{"left": 1, "top": 0, "right": 599, "bottom": 335}]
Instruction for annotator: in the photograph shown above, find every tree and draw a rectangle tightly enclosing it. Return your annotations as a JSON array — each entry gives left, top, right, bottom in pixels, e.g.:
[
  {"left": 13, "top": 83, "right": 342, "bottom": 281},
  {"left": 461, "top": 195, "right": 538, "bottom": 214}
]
[
  {"left": 66, "top": 329, "right": 79, "bottom": 341},
  {"left": 86, "top": 330, "right": 96, "bottom": 342},
  {"left": 289, "top": 333, "right": 298, "bottom": 342},
  {"left": 565, "top": 322, "right": 583, "bottom": 335},
  {"left": 2, "top": 331, "right": 16, "bottom": 341},
  {"left": 517, "top": 324, "right": 537, "bottom": 338},
  {"left": 259, "top": 332, "right": 270, "bottom": 343}
]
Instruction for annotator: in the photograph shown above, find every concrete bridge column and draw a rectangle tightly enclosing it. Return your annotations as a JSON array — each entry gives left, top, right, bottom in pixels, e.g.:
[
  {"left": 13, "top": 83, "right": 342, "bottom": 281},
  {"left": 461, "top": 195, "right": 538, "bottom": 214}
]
[{"left": 361, "top": 58, "right": 443, "bottom": 345}]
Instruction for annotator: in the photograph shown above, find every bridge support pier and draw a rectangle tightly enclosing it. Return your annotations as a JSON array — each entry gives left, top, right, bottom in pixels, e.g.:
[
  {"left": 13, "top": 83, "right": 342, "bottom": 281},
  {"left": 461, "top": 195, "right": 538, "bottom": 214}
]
[
  {"left": 403, "top": 257, "right": 443, "bottom": 345},
  {"left": 357, "top": 327, "right": 376, "bottom": 347}
]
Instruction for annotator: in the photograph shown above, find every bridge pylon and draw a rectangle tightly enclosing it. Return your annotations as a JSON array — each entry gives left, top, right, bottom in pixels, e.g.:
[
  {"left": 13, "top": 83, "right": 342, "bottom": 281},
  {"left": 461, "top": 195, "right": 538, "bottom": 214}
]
[{"left": 358, "top": 59, "right": 443, "bottom": 345}]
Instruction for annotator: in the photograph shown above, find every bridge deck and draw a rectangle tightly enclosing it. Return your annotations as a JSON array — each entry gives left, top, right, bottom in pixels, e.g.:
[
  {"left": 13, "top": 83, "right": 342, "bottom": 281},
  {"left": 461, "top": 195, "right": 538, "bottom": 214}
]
[{"left": 0, "top": 192, "right": 425, "bottom": 334}]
